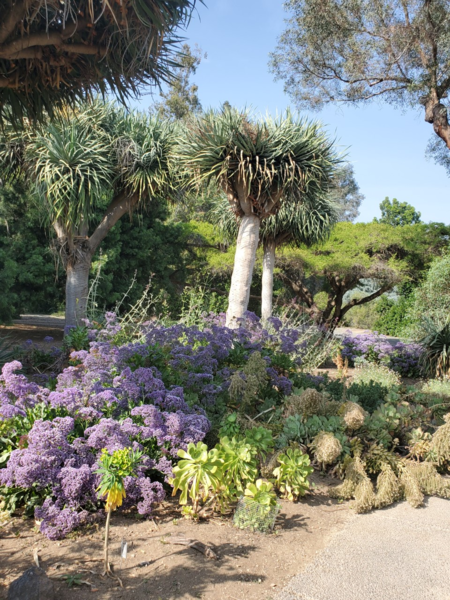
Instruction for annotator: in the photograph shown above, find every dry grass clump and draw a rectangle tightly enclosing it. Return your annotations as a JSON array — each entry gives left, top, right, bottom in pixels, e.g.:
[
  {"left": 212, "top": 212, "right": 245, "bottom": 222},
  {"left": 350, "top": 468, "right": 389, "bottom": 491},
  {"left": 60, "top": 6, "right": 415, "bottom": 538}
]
[
  {"left": 284, "top": 388, "right": 342, "bottom": 418},
  {"left": 340, "top": 401, "right": 366, "bottom": 431},
  {"left": 429, "top": 413, "right": 450, "bottom": 465},
  {"left": 330, "top": 454, "right": 450, "bottom": 513},
  {"left": 311, "top": 432, "right": 342, "bottom": 466},
  {"left": 375, "top": 464, "right": 402, "bottom": 508}
]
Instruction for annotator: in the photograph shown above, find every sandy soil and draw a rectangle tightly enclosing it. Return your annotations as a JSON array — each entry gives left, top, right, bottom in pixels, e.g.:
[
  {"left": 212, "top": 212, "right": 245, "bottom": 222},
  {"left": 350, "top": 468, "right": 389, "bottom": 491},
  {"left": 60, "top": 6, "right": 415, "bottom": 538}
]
[
  {"left": 0, "top": 476, "right": 352, "bottom": 600},
  {"left": 0, "top": 322, "right": 64, "bottom": 347}
]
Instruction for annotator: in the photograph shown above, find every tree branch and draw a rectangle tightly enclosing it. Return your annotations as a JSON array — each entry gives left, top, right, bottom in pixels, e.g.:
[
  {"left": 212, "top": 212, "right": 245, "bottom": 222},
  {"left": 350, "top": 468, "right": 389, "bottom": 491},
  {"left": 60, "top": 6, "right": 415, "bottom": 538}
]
[
  {"left": 0, "top": 0, "right": 28, "bottom": 45},
  {"left": 88, "top": 191, "right": 139, "bottom": 254},
  {"left": 340, "top": 284, "right": 392, "bottom": 319}
]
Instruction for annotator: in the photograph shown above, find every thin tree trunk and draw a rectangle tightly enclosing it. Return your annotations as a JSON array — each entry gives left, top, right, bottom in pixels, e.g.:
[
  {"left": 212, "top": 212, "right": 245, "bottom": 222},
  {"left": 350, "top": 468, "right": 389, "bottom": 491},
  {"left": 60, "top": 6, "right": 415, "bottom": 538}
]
[
  {"left": 226, "top": 214, "right": 260, "bottom": 328},
  {"left": 261, "top": 239, "right": 276, "bottom": 322},
  {"left": 65, "top": 253, "right": 92, "bottom": 329}
]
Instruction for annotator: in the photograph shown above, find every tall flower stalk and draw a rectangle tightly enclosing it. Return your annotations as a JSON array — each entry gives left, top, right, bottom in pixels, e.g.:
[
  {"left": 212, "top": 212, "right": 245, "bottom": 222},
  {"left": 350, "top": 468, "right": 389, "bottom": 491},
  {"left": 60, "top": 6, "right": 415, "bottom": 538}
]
[{"left": 95, "top": 448, "right": 142, "bottom": 578}]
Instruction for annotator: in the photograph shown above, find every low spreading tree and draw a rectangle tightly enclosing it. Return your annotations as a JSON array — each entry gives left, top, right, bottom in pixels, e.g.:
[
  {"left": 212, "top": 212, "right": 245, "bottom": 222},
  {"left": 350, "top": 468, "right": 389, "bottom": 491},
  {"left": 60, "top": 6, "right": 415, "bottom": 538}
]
[
  {"left": 178, "top": 107, "right": 339, "bottom": 328},
  {"left": 276, "top": 221, "right": 450, "bottom": 331}
]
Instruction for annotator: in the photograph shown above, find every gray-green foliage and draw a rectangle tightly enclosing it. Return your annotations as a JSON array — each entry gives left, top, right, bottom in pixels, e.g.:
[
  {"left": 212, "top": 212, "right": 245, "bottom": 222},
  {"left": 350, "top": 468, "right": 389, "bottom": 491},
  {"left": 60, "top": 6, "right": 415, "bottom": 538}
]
[
  {"left": 329, "top": 164, "right": 364, "bottom": 222},
  {"left": 270, "top": 1, "right": 450, "bottom": 157},
  {"left": 228, "top": 351, "right": 268, "bottom": 413},
  {"left": 406, "top": 253, "right": 450, "bottom": 335}
]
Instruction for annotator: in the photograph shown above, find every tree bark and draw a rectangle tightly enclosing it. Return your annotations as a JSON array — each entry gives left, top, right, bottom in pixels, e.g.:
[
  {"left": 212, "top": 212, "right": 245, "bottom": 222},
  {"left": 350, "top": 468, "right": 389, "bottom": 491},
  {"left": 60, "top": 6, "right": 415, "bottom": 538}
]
[
  {"left": 226, "top": 214, "right": 260, "bottom": 328},
  {"left": 261, "top": 239, "right": 276, "bottom": 322},
  {"left": 65, "top": 252, "right": 92, "bottom": 329}
]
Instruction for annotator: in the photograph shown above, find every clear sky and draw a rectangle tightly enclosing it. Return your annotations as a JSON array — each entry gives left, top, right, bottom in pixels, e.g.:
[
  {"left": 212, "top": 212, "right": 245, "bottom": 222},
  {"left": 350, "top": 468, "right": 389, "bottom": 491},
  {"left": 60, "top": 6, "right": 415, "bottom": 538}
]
[{"left": 135, "top": 0, "right": 450, "bottom": 224}]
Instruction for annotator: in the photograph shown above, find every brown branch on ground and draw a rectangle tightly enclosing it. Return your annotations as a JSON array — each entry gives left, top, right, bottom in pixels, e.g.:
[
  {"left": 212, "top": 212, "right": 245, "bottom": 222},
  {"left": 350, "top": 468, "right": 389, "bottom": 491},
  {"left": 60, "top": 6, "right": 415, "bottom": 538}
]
[{"left": 165, "top": 536, "right": 219, "bottom": 560}]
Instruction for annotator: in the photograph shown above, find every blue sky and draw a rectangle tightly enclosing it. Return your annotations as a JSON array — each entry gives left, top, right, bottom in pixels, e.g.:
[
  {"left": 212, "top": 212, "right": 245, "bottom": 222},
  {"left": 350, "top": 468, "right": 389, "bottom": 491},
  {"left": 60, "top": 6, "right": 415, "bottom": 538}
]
[{"left": 136, "top": 0, "right": 449, "bottom": 224}]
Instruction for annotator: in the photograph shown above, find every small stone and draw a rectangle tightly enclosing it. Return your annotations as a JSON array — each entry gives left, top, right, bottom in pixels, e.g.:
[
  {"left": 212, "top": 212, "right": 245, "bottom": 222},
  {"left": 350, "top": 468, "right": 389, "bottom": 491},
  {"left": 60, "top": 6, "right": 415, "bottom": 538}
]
[{"left": 7, "top": 566, "right": 55, "bottom": 600}]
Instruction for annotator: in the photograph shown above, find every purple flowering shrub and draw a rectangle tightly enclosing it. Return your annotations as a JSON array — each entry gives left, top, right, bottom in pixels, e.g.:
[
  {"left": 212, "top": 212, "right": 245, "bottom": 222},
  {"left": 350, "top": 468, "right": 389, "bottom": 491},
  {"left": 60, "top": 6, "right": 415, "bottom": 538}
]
[
  {"left": 341, "top": 332, "right": 422, "bottom": 377},
  {"left": 0, "top": 312, "right": 318, "bottom": 539},
  {"left": 0, "top": 356, "right": 208, "bottom": 539}
]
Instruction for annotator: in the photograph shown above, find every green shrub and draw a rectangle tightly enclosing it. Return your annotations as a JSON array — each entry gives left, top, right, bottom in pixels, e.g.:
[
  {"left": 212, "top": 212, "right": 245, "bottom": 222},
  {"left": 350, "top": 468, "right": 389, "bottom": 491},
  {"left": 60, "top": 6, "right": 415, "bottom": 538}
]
[
  {"left": 352, "top": 363, "right": 401, "bottom": 389},
  {"left": 417, "top": 317, "right": 450, "bottom": 378},
  {"left": 347, "top": 381, "right": 387, "bottom": 413},
  {"left": 373, "top": 294, "right": 413, "bottom": 336},
  {"left": 272, "top": 448, "right": 313, "bottom": 501}
]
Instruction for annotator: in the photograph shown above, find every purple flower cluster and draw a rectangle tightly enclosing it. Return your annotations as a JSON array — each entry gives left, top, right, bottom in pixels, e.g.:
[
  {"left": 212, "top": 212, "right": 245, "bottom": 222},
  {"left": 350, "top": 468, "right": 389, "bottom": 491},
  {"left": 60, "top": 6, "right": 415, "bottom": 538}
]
[
  {"left": 0, "top": 311, "right": 315, "bottom": 539},
  {"left": 341, "top": 331, "right": 422, "bottom": 377},
  {"left": 0, "top": 361, "right": 48, "bottom": 418}
]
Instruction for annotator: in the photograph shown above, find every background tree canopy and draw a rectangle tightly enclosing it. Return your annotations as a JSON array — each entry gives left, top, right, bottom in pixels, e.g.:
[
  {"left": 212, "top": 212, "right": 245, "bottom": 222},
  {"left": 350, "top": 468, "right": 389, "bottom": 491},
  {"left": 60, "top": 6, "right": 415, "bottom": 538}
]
[
  {"left": 270, "top": 0, "right": 450, "bottom": 154},
  {"left": 375, "top": 197, "right": 422, "bottom": 227}
]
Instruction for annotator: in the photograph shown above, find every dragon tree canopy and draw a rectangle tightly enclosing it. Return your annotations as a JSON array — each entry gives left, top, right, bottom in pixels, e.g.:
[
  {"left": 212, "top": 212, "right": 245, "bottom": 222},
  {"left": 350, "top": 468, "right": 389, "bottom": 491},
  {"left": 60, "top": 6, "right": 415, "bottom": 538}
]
[{"left": 0, "top": 0, "right": 199, "bottom": 122}]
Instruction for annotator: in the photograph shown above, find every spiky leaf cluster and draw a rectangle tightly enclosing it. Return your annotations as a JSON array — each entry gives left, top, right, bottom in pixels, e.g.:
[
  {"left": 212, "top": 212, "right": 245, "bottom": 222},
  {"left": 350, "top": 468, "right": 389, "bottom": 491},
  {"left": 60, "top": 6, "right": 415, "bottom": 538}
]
[
  {"left": 0, "top": 0, "right": 199, "bottom": 124},
  {"left": 178, "top": 107, "right": 339, "bottom": 219}
]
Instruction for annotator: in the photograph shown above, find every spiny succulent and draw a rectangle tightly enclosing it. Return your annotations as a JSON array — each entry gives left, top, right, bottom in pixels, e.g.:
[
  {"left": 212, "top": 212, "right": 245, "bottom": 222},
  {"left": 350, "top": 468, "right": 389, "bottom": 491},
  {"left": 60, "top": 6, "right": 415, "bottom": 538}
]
[
  {"left": 404, "top": 461, "right": 450, "bottom": 499},
  {"left": 329, "top": 456, "right": 375, "bottom": 512}
]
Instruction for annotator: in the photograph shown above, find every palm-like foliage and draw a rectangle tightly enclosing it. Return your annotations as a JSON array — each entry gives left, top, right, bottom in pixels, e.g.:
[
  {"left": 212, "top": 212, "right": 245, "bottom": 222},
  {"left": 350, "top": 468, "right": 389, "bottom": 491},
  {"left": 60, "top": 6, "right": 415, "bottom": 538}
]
[
  {"left": 0, "top": 101, "right": 179, "bottom": 326},
  {"left": 179, "top": 108, "right": 339, "bottom": 217},
  {"left": 27, "top": 118, "right": 113, "bottom": 235},
  {"left": 178, "top": 107, "right": 339, "bottom": 326},
  {"left": 211, "top": 192, "right": 338, "bottom": 247},
  {"left": 0, "top": 0, "right": 200, "bottom": 123},
  {"left": 418, "top": 317, "right": 450, "bottom": 378}
]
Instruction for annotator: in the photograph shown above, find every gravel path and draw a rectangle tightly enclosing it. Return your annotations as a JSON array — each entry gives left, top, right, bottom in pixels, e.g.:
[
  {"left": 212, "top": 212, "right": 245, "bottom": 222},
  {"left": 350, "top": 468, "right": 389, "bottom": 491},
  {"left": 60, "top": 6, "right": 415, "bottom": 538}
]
[
  {"left": 276, "top": 497, "right": 450, "bottom": 600},
  {"left": 13, "top": 314, "right": 65, "bottom": 329}
]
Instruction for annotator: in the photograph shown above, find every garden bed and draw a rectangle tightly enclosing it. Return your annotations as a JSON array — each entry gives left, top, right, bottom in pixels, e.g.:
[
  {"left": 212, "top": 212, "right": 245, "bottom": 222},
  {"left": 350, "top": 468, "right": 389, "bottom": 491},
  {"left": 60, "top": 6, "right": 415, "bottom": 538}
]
[{"left": 0, "top": 478, "right": 351, "bottom": 600}]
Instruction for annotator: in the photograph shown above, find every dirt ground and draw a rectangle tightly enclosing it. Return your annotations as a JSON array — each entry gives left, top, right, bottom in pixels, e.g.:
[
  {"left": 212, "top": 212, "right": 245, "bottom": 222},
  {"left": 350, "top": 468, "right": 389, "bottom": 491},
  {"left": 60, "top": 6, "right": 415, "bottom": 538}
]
[
  {"left": 0, "top": 475, "right": 352, "bottom": 600},
  {"left": 0, "top": 320, "right": 64, "bottom": 347}
]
